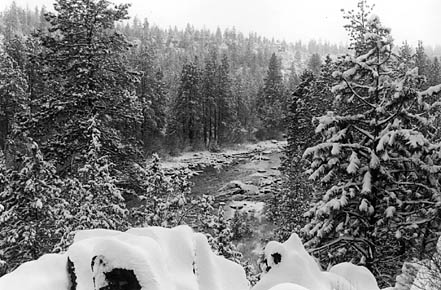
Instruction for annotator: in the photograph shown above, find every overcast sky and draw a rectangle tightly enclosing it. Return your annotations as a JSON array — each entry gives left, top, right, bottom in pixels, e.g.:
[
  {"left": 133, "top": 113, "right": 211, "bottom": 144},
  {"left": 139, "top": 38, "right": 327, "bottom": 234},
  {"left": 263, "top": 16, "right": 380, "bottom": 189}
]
[{"left": 2, "top": 0, "right": 441, "bottom": 47}]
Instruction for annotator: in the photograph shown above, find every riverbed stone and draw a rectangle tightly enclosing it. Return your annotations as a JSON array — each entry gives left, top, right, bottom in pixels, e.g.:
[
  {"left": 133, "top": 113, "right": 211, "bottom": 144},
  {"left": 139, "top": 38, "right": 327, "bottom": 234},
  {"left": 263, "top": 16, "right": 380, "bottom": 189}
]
[{"left": 218, "top": 180, "right": 259, "bottom": 196}]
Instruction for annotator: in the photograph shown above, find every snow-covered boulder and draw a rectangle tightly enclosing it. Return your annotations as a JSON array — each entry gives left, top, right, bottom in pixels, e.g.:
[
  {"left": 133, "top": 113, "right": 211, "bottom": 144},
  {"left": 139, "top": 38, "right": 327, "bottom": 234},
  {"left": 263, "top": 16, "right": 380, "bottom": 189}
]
[
  {"left": 0, "top": 227, "right": 387, "bottom": 290},
  {"left": 328, "top": 262, "right": 380, "bottom": 290},
  {"left": 0, "top": 225, "right": 249, "bottom": 290},
  {"left": 267, "top": 283, "right": 310, "bottom": 290},
  {"left": 252, "top": 233, "right": 380, "bottom": 290},
  {"left": 0, "top": 254, "right": 69, "bottom": 290}
]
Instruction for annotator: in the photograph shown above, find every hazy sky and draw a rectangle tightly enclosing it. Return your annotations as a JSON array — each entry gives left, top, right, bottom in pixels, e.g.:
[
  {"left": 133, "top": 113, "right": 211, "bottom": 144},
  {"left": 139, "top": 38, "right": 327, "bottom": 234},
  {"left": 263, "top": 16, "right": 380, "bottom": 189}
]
[{"left": 2, "top": 0, "right": 441, "bottom": 47}]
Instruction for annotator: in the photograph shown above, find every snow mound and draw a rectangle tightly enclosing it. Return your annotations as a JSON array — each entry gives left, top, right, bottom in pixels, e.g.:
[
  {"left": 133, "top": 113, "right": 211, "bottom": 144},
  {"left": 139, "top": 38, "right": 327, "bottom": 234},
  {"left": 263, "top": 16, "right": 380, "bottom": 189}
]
[
  {"left": 0, "top": 225, "right": 249, "bottom": 290},
  {"left": 1, "top": 228, "right": 390, "bottom": 290},
  {"left": 252, "top": 233, "right": 380, "bottom": 290},
  {"left": 267, "top": 283, "right": 310, "bottom": 290},
  {"left": 0, "top": 254, "right": 69, "bottom": 290},
  {"left": 328, "top": 262, "right": 380, "bottom": 290}
]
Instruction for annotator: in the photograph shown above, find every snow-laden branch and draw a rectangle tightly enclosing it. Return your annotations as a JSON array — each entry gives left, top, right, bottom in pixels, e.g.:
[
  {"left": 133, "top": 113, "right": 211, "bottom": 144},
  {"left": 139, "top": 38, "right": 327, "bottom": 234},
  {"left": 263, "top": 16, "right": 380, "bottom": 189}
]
[
  {"left": 341, "top": 78, "right": 376, "bottom": 109},
  {"left": 308, "top": 236, "right": 375, "bottom": 253},
  {"left": 419, "top": 84, "right": 441, "bottom": 97}
]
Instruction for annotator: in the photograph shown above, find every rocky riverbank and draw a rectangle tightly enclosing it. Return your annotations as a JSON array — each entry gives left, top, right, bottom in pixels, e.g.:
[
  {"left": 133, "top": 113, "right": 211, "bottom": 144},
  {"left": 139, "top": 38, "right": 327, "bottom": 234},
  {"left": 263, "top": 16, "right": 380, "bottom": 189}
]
[{"left": 161, "top": 140, "right": 287, "bottom": 266}]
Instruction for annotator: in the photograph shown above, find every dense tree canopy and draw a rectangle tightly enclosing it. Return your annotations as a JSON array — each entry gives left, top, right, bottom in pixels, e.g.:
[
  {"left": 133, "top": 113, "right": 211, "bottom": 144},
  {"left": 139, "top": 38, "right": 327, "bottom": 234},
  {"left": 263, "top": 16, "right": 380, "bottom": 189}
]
[{"left": 302, "top": 3, "right": 441, "bottom": 286}]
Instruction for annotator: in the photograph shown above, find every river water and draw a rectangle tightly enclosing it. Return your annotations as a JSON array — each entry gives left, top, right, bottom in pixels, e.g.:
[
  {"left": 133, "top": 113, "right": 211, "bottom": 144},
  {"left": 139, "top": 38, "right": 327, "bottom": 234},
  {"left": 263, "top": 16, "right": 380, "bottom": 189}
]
[{"left": 190, "top": 150, "right": 284, "bottom": 267}]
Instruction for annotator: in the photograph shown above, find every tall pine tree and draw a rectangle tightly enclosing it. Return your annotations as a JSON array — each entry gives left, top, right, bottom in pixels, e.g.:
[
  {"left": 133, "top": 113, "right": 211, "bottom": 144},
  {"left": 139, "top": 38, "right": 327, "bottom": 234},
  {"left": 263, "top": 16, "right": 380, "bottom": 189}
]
[
  {"left": 28, "top": 0, "right": 142, "bottom": 175},
  {"left": 302, "top": 2, "right": 441, "bottom": 286},
  {"left": 257, "top": 52, "right": 286, "bottom": 138},
  {"left": 172, "top": 58, "right": 202, "bottom": 147}
]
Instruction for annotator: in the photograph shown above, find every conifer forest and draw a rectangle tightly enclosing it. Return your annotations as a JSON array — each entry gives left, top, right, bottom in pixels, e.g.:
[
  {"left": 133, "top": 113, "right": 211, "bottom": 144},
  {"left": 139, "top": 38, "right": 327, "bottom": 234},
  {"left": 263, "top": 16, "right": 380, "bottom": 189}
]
[{"left": 0, "top": 0, "right": 441, "bottom": 289}]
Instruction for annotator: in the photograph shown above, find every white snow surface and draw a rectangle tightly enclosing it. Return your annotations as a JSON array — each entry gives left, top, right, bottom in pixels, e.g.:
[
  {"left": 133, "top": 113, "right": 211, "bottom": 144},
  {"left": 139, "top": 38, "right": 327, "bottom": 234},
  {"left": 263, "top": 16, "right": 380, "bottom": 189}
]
[
  {"left": 329, "top": 262, "right": 380, "bottom": 290},
  {"left": 0, "top": 226, "right": 393, "bottom": 290},
  {"left": 252, "top": 233, "right": 380, "bottom": 290},
  {"left": 0, "top": 253, "right": 70, "bottom": 290},
  {"left": 161, "top": 140, "right": 286, "bottom": 170},
  {"left": 0, "top": 225, "right": 249, "bottom": 290},
  {"left": 266, "top": 283, "right": 310, "bottom": 290}
]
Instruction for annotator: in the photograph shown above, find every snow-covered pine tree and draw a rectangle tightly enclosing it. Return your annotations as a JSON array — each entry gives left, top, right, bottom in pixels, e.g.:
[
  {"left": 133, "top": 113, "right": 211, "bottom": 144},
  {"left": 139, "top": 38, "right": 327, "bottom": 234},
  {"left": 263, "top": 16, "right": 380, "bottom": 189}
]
[
  {"left": 415, "top": 41, "right": 429, "bottom": 84},
  {"left": 257, "top": 52, "right": 287, "bottom": 138},
  {"left": 29, "top": 0, "right": 143, "bottom": 175},
  {"left": 216, "top": 54, "right": 236, "bottom": 145},
  {"left": 428, "top": 57, "right": 441, "bottom": 87},
  {"left": 302, "top": 1, "right": 441, "bottom": 285},
  {"left": 171, "top": 58, "right": 203, "bottom": 147},
  {"left": 307, "top": 53, "right": 322, "bottom": 75},
  {"left": 397, "top": 41, "right": 414, "bottom": 73},
  {"left": 127, "top": 153, "right": 191, "bottom": 227},
  {"left": 0, "top": 44, "right": 28, "bottom": 167},
  {"left": 0, "top": 141, "right": 67, "bottom": 273},
  {"left": 60, "top": 115, "right": 129, "bottom": 235},
  {"left": 269, "top": 71, "right": 318, "bottom": 240},
  {"left": 271, "top": 64, "right": 335, "bottom": 241}
]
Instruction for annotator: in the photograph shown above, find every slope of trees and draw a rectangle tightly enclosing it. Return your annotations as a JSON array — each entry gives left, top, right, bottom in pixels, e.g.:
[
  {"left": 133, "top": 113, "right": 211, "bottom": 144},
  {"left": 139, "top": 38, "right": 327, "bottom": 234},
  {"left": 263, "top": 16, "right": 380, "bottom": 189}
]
[
  {"left": 1, "top": 1, "right": 439, "bottom": 152},
  {"left": 256, "top": 53, "right": 288, "bottom": 138},
  {"left": 0, "top": 0, "right": 352, "bottom": 153}
]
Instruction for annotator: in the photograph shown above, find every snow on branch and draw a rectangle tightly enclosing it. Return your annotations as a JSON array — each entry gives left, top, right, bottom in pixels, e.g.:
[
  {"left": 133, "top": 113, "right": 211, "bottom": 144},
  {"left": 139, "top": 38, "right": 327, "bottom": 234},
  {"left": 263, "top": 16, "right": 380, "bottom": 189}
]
[{"left": 419, "top": 84, "right": 441, "bottom": 97}]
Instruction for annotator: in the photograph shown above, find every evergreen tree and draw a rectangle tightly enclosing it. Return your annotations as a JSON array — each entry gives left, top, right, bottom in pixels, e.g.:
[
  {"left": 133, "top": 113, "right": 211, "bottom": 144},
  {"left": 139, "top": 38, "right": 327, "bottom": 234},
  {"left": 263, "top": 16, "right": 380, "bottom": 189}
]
[
  {"left": 172, "top": 59, "right": 202, "bottom": 146},
  {"left": 131, "top": 42, "right": 167, "bottom": 152},
  {"left": 270, "top": 71, "right": 317, "bottom": 240},
  {"left": 302, "top": 3, "right": 441, "bottom": 286},
  {"left": 398, "top": 41, "right": 414, "bottom": 71},
  {"left": 415, "top": 41, "right": 429, "bottom": 83},
  {"left": 341, "top": 0, "right": 375, "bottom": 55},
  {"left": 202, "top": 49, "right": 218, "bottom": 147},
  {"left": 257, "top": 52, "right": 286, "bottom": 138},
  {"left": 273, "top": 62, "right": 335, "bottom": 241},
  {"left": 307, "top": 53, "right": 322, "bottom": 75},
  {"left": 27, "top": 0, "right": 142, "bottom": 174},
  {"left": 216, "top": 54, "right": 235, "bottom": 144},
  {"left": 294, "top": 50, "right": 302, "bottom": 65},
  {"left": 0, "top": 44, "right": 28, "bottom": 161},
  {"left": 287, "top": 62, "right": 300, "bottom": 93},
  {"left": 428, "top": 57, "right": 441, "bottom": 87},
  {"left": 1, "top": 1, "right": 22, "bottom": 42},
  {"left": 0, "top": 141, "right": 66, "bottom": 271}
]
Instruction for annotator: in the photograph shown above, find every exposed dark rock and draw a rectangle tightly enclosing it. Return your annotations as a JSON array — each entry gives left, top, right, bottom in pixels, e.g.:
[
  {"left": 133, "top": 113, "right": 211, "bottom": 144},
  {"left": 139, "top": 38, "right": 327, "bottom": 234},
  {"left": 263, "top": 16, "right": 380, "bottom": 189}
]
[
  {"left": 68, "top": 257, "right": 77, "bottom": 290},
  {"left": 230, "top": 204, "right": 244, "bottom": 210},
  {"left": 271, "top": 253, "right": 282, "bottom": 265},
  {"left": 101, "top": 268, "right": 141, "bottom": 290}
]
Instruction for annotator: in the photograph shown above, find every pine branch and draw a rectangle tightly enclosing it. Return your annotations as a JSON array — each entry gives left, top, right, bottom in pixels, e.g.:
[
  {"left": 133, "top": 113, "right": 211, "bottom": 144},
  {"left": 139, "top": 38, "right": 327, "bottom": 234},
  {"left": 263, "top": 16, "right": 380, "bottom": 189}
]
[
  {"left": 342, "top": 78, "right": 376, "bottom": 109},
  {"left": 308, "top": 236, "right": 374, "bottom": 253}
]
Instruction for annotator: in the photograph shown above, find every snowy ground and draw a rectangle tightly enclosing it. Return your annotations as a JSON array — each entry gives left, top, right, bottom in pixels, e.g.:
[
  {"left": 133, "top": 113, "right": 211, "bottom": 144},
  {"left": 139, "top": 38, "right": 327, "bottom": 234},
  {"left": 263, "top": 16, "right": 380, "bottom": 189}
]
[{"left": 161, "top": 140, "right": 286, "bottom": 171}]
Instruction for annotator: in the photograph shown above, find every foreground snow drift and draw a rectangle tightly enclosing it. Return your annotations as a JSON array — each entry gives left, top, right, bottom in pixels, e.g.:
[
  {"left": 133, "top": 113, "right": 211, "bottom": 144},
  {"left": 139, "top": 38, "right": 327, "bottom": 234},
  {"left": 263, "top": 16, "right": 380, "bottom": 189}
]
[
  {"left": 253, "top": 233, "right": 380, "bottom": 290},
  {"left": 0, "top": 253, "right": 70, "bottom": 290},
  {"left": 0, "top": 225, "right": 249, "bottom": 290},
  {"left": 0, "top": 226, "right": 396, "bottom": 290}
]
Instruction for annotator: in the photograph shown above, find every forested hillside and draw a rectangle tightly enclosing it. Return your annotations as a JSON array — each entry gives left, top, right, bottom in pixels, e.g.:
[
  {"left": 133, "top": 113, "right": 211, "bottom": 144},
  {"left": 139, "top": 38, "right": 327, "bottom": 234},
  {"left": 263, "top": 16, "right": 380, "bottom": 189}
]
[
  {"left": 0, "top": 0, "right": 350, "bottom": 153},
  {"left": 1, "top": 0, "right": 441, "bottom": 289}
]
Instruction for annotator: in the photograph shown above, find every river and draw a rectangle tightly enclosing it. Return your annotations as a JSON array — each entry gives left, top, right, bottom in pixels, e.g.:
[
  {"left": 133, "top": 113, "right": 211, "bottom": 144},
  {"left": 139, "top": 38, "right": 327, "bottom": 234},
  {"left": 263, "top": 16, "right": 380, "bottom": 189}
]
[{"left": 187, "top": 142, "right": 285, "bottom": 267}]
